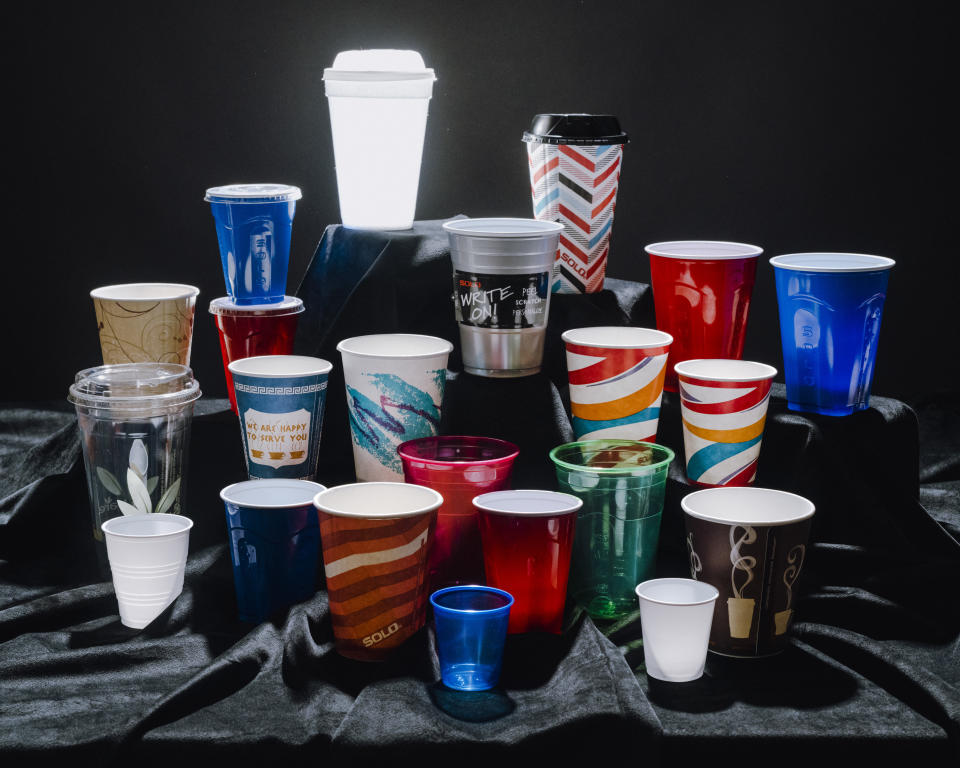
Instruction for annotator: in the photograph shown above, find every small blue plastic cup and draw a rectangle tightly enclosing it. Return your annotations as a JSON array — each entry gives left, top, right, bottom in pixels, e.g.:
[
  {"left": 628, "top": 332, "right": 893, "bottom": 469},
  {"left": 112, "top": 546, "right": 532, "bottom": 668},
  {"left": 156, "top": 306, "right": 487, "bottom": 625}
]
[
  {"left": 770, "top": 253, "right": 894, "bottom": 416},
  {"left": 219, "top": 478, "right": 326, "bottom": 623},
  {"left": 431, "top": 585, "right": 513, "bottom": 691},
  {"left": 205, "top": 184, "right": 302, "bottom": 305}
]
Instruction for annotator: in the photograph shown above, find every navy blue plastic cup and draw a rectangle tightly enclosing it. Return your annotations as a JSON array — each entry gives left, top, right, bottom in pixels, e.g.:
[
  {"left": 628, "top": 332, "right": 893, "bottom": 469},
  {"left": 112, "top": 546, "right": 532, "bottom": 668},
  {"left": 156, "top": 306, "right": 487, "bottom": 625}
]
[
  {"left": 430, "top": 585, "right": 513, "bottom": 691},
  {"left": 770, "top": 253, "right": 895, "bottom": 416},
  {"left": 220, "top": 478, "right": 326, "bottom": 623},
  {"left": 229, "top": 356, "right": 333, "bottom": 481},
  {"left": 205, "top": 184, "right": 302, "bottom": 305}
]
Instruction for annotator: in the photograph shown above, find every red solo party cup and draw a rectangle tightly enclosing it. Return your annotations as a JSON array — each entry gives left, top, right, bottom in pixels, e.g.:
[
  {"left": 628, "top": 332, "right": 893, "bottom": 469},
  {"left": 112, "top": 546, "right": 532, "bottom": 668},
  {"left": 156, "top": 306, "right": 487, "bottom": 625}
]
[
  {"left": 209, "top": 296, "right": 304, "bottom": 413},
  {"left": 398, "top": 436, "right": 518, "bottom": 592},
  {"left": 476, "top": 490, "right": 581, "bottom": 634},
  {"left": 646, "top": 241, "right": 761, "bottom": 392}
]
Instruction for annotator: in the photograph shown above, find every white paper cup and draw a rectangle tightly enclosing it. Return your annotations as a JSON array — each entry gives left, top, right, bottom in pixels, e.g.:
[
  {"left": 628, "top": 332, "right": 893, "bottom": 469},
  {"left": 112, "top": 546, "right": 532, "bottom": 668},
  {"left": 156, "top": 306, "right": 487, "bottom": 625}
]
[
  {"left": 101, "top": 513, "right": 193, "bottom": 629},
  {"left": 323, "top": 50, "right": 436, "bottom": 230},
  {"left": 635, "top": 577, "right": 719, "bottom": 682},
  {"left": 337, "top": 334, "right": 453, "bottom": 481}
]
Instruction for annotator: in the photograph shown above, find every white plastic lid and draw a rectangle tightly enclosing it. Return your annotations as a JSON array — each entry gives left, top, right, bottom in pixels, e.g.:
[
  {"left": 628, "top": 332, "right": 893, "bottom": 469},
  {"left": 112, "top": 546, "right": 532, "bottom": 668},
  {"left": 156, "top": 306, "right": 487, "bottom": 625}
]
[
  {"left": 645, "top": 240, "right": 763, "bottom": 260},
  {"left": 323, "top": 50, "right": 435, "bottom": 98},
  {"left": 204, "top": 184, "right": 302, "bottom": 203},
  {"left": 769, "top": 253, "right": 895, "bottom": 273}
]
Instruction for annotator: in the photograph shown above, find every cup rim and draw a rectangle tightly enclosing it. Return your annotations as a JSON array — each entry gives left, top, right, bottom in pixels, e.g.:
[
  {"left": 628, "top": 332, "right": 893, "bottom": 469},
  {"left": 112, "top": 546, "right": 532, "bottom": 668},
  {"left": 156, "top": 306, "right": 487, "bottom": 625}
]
[
  {"left": 209, "top": 296, "right": 304, "bottom": 317},
  {"left": 674, "top": 359, "right": 778, "bottom": 383},
  {"left": 681, "top": 487, "right": 815, "bottom": 526},
  {"left": 227, "top": 355, "right": 333, "bottom": 378},
  {"left": 769, "top": 252, "right": 895, "bottom": 272},
  {"left": 549, "top": 440, "right": 675, "bottom": 474},
  {"left": 473, "top": 489, "right": 583, "bottom": 517},
  {"left": 90, "top": 283, "right": 200, "bottom": 301},
  {"left": 635, "top": 578, "right": 720, "bottom": 607},
  {"left": 100, "top": 512, "right": 194, "bottom": 539},
  {"left": 430, "top": 585, "right": 515, "bottom": 614},
  {"left": 313, "top": 482, "right": 443, "bottom": 519},
  {"left": 645, "top": 240, "right": 763, "bottom": 260},
  {"left": 397, "top": 435, "right": 519, "bottom": 466},
  {"left": 336, "top": 333, "right": 453, "bottom": 360},
  {"left": 561, "top": 326, "right": 674, "bottom": 350},
  {"left": 220, "top": 479, "right": 327, "bottom": 509},
  {"left": 442, "top": 217, "right": 565, "bottom": 238}
]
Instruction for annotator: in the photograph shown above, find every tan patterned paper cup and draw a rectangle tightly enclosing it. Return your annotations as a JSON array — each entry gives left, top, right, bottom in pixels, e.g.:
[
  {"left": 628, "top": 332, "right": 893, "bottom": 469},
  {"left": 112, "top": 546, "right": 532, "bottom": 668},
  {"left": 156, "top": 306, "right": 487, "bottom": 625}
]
[
  {"left": 91, "top": 283, "right": 199, "bottom": 365},
  {"left": 314, "top": 482, "right": 441, "bottom": 661}
]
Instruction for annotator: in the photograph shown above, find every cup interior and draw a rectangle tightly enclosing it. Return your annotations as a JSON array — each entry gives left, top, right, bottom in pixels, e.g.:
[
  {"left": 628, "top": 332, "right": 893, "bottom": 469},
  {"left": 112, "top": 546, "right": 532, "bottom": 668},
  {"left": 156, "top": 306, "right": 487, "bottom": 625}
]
[
  {"left": 90, "top": 283, "right": 200, "bottom": 301},
  {"left": 681, "top": 487, "right": 815, "bottom": 525},
  {"left": 645, "top": 241, "right": 762, "bottom": 260},
  {"left": 550, "top": 440, "right": 674, "bottom": 474},
  {"left": 336, "top": 334, "right": 453, "bottom": 359},
  {"left": 635, "top": 578, "right": 719, "bottom": 606},
  {"left": 431, "top": 586, "right": 513, "bottom": 614},
  {"left": 221, "top": 479, "right": 327, "bottom": 509},
  {"left": 769, "top": 253, "right": 895, "bottom": 272},
  {"left": 674, "top": 359, "right": 777, "bottom": 382},
  {"left": 398, "top": 436, "right": 518, "bottom": 464},
  {"left": 443, "top": 218, "right": 564, "bottom": 238},
  {"left": 473, "top": 490, "right": 581, "bottom": 516},
  {"left": 227, "top": 355, "right": 333, "bottom": 378},
  {"left": 314, "top": 482, "right": 443, "bottom": 518},
  {"left": 561, "top": 326, "right": 673, "bottom": 349},
  {"left": 101, "top": 513, "right": 193, "bottom": 538}
]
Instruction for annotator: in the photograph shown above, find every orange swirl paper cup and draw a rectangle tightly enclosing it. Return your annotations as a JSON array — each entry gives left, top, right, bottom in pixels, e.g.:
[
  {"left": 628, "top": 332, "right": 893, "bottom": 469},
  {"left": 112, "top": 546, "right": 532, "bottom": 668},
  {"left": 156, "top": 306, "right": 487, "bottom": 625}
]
[{"left": 314, "top": 482, "right": 441, "bottom": 661}]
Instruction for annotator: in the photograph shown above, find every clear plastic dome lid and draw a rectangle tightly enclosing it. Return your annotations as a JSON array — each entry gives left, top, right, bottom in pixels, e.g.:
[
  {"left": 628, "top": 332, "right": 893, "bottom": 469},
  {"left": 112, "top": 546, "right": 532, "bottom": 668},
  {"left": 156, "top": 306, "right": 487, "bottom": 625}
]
[{"left": 68, "top": 363, "right": 201, "bottom": 413}]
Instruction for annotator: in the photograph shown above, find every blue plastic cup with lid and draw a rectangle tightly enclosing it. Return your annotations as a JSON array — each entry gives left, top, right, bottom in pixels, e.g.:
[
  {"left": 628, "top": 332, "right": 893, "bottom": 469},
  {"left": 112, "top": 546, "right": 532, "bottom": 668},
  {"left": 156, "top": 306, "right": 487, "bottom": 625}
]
[{"left": 205, "top": 183, "right": 303, "bottom": 305}]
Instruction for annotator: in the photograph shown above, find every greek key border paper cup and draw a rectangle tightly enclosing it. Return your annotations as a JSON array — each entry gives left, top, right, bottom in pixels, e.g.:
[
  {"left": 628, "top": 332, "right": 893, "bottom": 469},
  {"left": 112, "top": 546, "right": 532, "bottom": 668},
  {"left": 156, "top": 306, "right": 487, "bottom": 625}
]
[{"left": 229, "top": 355, "right": 333, "bottom": 481}]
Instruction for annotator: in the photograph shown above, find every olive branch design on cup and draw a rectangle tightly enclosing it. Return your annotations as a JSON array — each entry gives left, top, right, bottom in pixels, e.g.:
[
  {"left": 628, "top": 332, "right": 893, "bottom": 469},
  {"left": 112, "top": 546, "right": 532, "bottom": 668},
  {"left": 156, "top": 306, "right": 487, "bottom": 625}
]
[
  {"left": 95, "top": 439, "right": 180, "bottom": 516},
  {"left": 686, "top": 532, "right": 703, "bottom": 579}
]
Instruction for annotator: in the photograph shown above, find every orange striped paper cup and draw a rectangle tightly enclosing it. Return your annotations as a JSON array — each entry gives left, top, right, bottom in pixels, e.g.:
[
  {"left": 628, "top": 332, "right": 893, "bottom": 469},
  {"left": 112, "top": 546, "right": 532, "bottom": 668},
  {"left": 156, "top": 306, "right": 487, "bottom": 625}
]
[{"left": 313, "top": 482, "right": 442, "bottom": 661}]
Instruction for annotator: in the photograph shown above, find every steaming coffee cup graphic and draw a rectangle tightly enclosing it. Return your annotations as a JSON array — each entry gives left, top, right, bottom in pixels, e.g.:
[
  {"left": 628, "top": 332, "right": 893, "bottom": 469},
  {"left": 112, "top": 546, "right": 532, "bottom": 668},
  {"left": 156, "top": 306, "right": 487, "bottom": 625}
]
[{"left": 682, "top": 487, "right": 815, "bottom": 657}]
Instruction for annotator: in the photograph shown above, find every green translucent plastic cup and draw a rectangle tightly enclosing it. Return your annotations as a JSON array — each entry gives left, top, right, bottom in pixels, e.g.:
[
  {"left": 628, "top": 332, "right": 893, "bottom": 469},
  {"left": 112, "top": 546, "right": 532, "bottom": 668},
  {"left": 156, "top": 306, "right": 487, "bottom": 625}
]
[{"left": 549, "top": 440, "right": 674, "bottom": 620}]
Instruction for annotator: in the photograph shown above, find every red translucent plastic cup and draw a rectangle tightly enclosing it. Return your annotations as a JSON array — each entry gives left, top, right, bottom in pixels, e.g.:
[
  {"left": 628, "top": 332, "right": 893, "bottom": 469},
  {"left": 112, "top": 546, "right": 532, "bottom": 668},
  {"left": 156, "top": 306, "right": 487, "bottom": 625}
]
[
  {"left": 209, "top": 296, "right": 304, "bottom": 413},
  {"left": 398, "top": 436, "right": 519, "bottom": 592},
  {"left": 646, "top": 241, "right": 761, "bottom": 392},
  {"left": 476, "top": 490, "right": 581, "bottom": 634}
]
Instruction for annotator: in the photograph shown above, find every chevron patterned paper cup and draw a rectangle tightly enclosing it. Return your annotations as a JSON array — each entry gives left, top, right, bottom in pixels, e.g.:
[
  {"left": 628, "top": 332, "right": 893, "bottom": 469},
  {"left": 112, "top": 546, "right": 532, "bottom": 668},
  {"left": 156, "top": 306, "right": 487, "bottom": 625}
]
[
  {"left": 562, "top": 327, "right": 673, "bottom": 441},
  {"left": 314, "top": 482, "right": 441, "bottom": 661},
  {"left": 674, "top": 359, "right": 778, "bottom": 487},
  {"left": 523, "top": 114, "right": 628, "bottom": 294}
]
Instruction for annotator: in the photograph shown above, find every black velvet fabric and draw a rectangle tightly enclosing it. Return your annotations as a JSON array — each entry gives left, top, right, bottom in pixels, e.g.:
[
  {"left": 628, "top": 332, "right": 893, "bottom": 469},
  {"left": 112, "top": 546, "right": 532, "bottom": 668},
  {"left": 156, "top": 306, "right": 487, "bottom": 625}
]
[{"left": 1, "top": 221, "right": 957, "bottom": 766}]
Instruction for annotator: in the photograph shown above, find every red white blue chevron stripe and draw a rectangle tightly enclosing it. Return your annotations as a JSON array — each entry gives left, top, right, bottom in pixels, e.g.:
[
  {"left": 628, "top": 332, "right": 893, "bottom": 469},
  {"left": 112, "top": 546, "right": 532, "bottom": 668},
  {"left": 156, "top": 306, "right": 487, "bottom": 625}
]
[{"left": 527, "top": 143, "right": 623, "bottom": 294}]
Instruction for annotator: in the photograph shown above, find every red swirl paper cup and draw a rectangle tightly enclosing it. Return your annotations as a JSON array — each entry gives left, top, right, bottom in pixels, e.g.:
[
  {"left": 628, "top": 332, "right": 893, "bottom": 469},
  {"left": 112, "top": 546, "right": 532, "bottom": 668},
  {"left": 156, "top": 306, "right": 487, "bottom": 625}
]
[{"left": 314, "top": 482, "right": 441, "bottom": 661}]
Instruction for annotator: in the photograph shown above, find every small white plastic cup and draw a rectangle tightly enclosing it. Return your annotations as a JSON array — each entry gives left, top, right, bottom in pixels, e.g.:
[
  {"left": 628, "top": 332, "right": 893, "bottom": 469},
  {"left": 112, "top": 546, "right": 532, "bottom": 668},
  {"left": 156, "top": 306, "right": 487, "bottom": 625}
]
[
  {"left": 635, "top": 577, "right": 719, "bottom": 682},
  {"left": 101, "top": 513, "right": 193, "bottom": 629},
  {"left": 323, "top": 50, "right": 436, "bottom": 230},
  {"left": 337, "top": 334, "right": 453, "bottom": 481}
]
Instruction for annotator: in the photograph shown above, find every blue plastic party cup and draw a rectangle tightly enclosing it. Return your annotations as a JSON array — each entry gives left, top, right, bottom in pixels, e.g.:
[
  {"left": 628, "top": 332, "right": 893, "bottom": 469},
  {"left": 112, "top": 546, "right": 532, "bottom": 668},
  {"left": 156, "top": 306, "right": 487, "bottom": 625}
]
[
  {"left": 205, "top": 184, "right": 302, "bottom": 305},
  {"left": 770, "top": 253, "right": 894, "bottom": 416},
  {"left": 220, "top": 478, "right": 326, "bottom": 623},
  {"left": 431, "top": 585, "right": 513, "bottom": 691},
  {"left": 229, "top": 355, "right": 333, "bottom": 481}
]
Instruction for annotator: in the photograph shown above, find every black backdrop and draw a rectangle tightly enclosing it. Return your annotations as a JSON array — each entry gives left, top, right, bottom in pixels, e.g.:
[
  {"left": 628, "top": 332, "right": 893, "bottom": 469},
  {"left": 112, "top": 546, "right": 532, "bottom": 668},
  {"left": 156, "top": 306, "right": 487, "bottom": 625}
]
[{"left": 13, "top": 0, "right": 954, "bottom": 403}]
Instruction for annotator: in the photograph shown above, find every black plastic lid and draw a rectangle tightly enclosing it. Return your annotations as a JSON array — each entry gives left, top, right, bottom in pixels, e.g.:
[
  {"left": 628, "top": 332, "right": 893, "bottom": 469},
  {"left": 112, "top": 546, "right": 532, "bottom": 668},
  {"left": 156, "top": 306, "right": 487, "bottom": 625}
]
[{"left": 522, "top": 114, "right": 628, "bottom": 146}]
